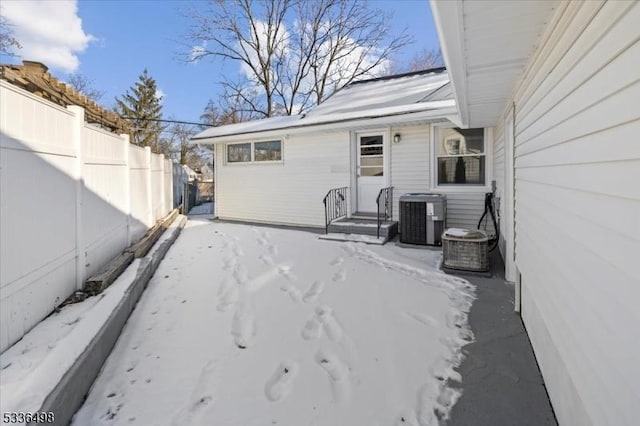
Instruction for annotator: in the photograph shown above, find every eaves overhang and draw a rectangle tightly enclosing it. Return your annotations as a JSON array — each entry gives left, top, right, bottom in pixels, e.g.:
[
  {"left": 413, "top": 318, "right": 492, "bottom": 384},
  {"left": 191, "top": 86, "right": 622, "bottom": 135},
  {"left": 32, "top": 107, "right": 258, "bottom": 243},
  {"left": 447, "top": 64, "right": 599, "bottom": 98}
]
[{"left": 430, "top": 0, "right": 559, "bottom": 128}]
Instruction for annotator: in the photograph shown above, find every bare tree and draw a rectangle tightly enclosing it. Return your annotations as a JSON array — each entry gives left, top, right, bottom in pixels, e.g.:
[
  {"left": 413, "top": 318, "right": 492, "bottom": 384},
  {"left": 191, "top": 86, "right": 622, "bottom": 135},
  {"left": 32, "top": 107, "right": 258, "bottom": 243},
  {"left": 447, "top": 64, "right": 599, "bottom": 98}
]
[
  {"left": 200, "top": 96, "right": 257, "bottom": 129},
  {"left": 390, "top": 47, "right": 444, "bottom": 75},
  {"left": 184, "top": 0, "right": 411, "bottom": 117},
  {"left": 66, "top": 74, "right": 105, "bottom": 102},
  {"left": 0, "top": 11, "right": 21, "bottom": 56},
  {"left": 160, "top": 121, "right": 208, "bottom": 170}
]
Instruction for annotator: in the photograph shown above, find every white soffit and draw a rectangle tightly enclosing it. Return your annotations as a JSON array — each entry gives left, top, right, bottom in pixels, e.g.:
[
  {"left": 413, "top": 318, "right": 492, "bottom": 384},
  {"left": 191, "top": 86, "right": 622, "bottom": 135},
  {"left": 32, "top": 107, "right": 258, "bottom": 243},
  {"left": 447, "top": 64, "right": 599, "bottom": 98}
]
[{"left": 431, "top": 0, "right": 559, "bottom": 127}]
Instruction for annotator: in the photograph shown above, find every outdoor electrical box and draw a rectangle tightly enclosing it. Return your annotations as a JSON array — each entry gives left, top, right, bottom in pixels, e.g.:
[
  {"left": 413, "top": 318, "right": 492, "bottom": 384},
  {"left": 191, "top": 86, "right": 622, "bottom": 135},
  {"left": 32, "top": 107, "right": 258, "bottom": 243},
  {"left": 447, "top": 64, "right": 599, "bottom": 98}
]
[{"left": 399, "top": 193, "right": 447, "bottom": 245}]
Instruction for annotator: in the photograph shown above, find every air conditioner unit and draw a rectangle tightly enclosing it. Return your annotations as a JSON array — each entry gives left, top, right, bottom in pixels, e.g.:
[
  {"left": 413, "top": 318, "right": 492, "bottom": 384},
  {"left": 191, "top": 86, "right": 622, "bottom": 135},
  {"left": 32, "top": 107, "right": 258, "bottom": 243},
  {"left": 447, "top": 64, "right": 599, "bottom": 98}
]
[
  {"left": 442, "top": 228, "right": 489, "bottom": 272},
  {"left": 399, "top": 193, "right": 447, "bottom": 245}
]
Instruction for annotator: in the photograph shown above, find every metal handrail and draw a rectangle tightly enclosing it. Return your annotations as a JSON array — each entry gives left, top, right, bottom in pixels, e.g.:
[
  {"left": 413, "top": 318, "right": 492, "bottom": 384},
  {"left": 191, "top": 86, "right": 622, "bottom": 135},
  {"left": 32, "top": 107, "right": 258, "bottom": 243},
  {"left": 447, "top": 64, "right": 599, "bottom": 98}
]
[
  {"left": 323, "top": 187, "right": 348, "bottom": 234},
  {"left": 376, "top": 187, "right": 393, "bottom": 238}
]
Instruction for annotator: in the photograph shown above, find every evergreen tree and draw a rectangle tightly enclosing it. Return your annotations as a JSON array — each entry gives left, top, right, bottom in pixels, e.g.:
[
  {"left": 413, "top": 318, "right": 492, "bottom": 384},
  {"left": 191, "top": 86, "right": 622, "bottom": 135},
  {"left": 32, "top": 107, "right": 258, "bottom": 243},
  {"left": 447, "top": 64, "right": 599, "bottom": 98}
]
[{"left": 115, "top": 69, "right": 164, "bottom": 149}]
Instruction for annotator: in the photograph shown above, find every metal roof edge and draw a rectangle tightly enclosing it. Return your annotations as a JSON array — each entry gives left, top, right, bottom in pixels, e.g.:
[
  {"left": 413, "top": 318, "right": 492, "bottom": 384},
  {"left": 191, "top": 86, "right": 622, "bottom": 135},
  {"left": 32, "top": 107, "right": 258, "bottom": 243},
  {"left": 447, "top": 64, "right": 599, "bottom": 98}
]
[
  {"left": 191, "top": 105, "right": 458, "bottom": 144},
  {"left": 348, "top": 67, "right": 448, "bottom": 86}
]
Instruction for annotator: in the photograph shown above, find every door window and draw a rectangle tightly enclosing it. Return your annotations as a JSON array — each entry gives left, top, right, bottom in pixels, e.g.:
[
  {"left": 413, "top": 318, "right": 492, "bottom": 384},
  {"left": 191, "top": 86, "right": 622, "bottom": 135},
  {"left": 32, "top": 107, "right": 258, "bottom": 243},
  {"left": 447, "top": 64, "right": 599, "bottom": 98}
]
[{"left": 359, "top": 135, "right": 383, "bottom": 176}]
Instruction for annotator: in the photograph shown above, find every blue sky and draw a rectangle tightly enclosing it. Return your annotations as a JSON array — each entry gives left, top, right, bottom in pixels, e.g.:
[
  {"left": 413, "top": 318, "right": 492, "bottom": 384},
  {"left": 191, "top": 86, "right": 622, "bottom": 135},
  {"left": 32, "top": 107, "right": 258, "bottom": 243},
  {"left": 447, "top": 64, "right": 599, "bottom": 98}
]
[{"left": 2, "top": 0, "right": 441, "bottom": 124}]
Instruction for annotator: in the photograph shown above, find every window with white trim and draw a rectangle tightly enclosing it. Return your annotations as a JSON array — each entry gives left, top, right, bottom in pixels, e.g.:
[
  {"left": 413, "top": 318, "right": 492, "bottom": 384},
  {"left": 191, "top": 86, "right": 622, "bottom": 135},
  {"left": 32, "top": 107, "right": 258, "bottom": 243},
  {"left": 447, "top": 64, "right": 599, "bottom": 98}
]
[
  {"left": 226, "top": 140, "right": 282, "bottom": 164},
  {"left": 435, "top": 127, "right": 485, "bottom": 185},
  {"left": 227, "top": 143, "right": 251, "bottom": 163}
]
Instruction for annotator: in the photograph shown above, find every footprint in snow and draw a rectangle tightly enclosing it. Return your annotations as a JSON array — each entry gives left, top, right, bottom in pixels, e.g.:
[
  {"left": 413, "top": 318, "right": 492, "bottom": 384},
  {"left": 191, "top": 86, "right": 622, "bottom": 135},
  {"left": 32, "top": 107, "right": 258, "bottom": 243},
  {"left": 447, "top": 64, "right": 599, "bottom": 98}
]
[
  {"left": 301, "top": 315, "right": 323, "bottom": 340},
  {"left": 259, "top": 254, "right": 275, "bottom": 266},
  {"left": 330, "top": 257, "right": 344, "bottom": 266},
  {"left": 231, "top": 303, "right": 256, "bottom": 349},
  {"left": 125, "top": 360, "right": 138, "bottom": 372},
  {"left": 217, "top": 281, "right": 239, "bottom": 312},
  {"left": 267, "top": 245, "right": 279, "bottom": 256},
  {"left": 302, "top": 280, "right": 325, "bottom": 303},
  {"left": 394, "top": 410, "right": 420, "bottom": 426},
  {"left": 264, "top": 361, "right": 299, "bottom": 402},
  {"left": 233, "top": 264, "right": 249, "bottom": 285},
  {"left": 341, "top": 243, "right": 357, "bottom": 255},
  {"left": 222, "top": 257, "right": 237, "bottom": 271},
  {"left": 278, "top": 265, "right": 297, "bottom": 282},
  {"left": 233, "top": 246, "right": 244, "bottom": 257},
  {"left": 257, "top": 237, "right": 268, "bottom": 246},
  {"left": 280, "top": 282, "right": 302, "bottom": 302},
  {"left": 170, "top": 360, "right": 216, "bottom": 426},
  {"left": 315, "top": 349, "right": 351, "bottom": 403},
  {"left": 332, "top": 269, "right": 347, "bottom": 282},
  {"left": 316, "top": 305, "right": 343, "bottom": 342}
]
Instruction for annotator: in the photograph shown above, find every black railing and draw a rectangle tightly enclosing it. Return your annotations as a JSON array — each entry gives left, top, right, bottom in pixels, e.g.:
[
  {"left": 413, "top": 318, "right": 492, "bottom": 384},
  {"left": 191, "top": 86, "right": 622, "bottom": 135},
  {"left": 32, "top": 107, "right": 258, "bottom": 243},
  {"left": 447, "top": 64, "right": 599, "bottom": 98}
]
[
  {"left": 323, "top": 187, "right": 348, "bottom": 234},
  {"left": 376, "top": 186, "right": 393, "bottom": 238}
]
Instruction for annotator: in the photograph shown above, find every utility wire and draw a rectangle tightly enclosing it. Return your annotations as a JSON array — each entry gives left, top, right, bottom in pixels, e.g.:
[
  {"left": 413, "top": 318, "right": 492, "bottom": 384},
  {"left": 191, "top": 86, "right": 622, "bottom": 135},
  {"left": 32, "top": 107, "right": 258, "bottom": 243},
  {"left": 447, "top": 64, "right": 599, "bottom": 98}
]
[{"left": 119, "top": 116, "right": 212, "bottom": 127}]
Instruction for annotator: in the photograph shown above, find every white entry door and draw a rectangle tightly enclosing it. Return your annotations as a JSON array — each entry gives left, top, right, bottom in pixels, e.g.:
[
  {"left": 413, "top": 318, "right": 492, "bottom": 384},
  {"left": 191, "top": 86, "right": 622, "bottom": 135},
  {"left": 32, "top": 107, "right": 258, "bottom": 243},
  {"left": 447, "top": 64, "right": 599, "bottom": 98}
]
[{"left": 357, "top": 133, "right": 385, "bottom": 213}]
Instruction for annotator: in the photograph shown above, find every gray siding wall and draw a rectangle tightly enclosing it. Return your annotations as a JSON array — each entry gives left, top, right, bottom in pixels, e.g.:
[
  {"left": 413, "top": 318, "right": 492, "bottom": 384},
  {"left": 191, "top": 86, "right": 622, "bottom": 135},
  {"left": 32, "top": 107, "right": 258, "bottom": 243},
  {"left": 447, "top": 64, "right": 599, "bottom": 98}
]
[{"left": 498, "top": 2, "right": 640, "bottom": 425}]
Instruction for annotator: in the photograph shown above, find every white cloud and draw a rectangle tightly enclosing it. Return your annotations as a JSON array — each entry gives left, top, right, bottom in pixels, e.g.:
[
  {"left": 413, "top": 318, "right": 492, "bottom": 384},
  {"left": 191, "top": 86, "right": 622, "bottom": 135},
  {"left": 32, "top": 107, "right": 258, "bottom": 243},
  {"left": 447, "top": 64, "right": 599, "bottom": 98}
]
[
  {"left": 2, "top": 0, "right": 94, "bottom": 72},
  {"left": 237, "top": 19, "right": 388, "bottom": 113},
  {"left": 239, "top": 20, "right": 289, "bottom": 83},
  {"left": 189, "top": 44, "right": 207, "bottom": 63}
]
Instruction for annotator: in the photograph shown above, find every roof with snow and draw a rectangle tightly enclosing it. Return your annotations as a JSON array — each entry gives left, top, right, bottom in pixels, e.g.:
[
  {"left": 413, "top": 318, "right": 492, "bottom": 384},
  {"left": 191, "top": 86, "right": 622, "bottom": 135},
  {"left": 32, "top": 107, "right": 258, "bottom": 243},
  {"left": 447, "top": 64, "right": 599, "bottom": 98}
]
[{"left": 192, "top": 68, "right": 454, "bottom": 142}]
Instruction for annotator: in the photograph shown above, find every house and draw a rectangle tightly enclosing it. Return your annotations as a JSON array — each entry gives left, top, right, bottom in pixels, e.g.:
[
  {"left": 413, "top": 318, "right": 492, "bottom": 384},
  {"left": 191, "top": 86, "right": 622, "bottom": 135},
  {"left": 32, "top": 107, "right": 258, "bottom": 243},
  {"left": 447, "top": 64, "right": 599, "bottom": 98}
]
[
  {"left": 199, "top": 163, "right": 214, "bottom": 182},
  {"left": 429, "top": 1, "right": 639, "bottom": 425},
  {"left": 193, "top": 0, "right": 638, "bottom": 424},
  {"left": 192, "top": 68, "right": 496, "bottom": 235},
  {"left": 182, "top": 164, "right": 199, "bottom": 181}
]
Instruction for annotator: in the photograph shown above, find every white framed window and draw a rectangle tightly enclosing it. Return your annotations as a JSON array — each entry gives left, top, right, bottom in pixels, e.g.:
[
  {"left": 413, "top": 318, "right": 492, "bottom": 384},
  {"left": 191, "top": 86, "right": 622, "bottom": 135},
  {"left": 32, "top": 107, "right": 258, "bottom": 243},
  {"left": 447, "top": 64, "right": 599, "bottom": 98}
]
[
  {"left": 226, "top": 140, "right": 282, "bottom": 164},
  {"left": 227, "top": 143, "right": 252, "bottom": 163},
  {"left": 254, "top": 140, "right": 282, "bottom": 161},
  {"left": 432, "top": 126, "right": 489, "bottom": 188}
]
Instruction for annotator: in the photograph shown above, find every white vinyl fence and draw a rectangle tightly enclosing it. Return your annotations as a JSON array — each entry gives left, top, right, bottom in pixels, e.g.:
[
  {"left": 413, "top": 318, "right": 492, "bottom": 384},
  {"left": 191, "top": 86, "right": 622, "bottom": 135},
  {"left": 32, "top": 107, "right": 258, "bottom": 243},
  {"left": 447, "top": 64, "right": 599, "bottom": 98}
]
[{"left": 0, "top": 80, "right": 174, "bottom": 352}]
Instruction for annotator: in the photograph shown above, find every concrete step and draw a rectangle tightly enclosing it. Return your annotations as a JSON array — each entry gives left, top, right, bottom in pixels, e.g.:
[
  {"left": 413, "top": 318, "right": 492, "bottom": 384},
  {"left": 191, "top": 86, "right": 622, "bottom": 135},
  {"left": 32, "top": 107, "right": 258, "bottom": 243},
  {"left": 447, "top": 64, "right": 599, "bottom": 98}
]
[{"left": 327, "top": 217, "right": 398, "bottom": 239}]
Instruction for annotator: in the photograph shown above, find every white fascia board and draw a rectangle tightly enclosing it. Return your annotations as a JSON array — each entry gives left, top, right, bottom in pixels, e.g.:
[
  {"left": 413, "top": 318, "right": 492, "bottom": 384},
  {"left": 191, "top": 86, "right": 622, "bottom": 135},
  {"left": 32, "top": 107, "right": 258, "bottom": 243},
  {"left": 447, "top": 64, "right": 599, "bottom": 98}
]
[
  {"left": 192, "top": 102, "right": 457, "bottom": 145},
  {"left": 430, "top": 0, "right": 469, "bottom": 127}
]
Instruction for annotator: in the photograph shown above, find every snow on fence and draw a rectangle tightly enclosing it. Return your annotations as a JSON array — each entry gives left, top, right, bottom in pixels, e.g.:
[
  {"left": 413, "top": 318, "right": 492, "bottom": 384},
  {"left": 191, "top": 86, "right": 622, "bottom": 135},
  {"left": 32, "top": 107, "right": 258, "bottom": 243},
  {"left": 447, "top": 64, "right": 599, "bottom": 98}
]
[{"left": 0, "top": 80, "right": 174, "bottom": 353}]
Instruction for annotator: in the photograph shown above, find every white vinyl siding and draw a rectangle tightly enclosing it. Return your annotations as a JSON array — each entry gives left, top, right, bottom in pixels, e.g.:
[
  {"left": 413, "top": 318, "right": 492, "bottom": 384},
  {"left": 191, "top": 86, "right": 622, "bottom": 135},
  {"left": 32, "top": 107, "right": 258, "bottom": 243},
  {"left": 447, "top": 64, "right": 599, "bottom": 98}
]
[
  {"left": 445, "top": 193, "right": 494, "bottom": 233},
  {"left": 389, "top": 125, "right": 430, "bottom": 220},
  {"left": 389, "top": 124, "right": 490, "bottom": 231},
  {"left": 215, "top": 123, "right": 491, "bottom": 232},
  {"left": 492, "top": 119, "right": 506, "bottom": 257},
  {"left": 215, "top": 132, "right": 351, "bottom": 227},
  {"left": 498, "top": 2, "right": 640, "bottom": 425}
]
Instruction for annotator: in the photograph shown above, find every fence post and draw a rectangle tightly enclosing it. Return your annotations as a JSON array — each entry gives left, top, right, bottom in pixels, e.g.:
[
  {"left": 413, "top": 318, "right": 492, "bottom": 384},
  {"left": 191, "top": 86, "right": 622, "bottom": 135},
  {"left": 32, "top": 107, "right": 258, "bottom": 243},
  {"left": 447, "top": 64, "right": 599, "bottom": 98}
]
[
  {"left": 144, "top": 146, "right": 153, "bottom": 227},
  {"left": 167, "top": 160, "right": 173, "bottom": 214},
  {"left": 121, "top": 134, "right": 132, "bottom": 246},
  {"left": 68, "top": 105, "right": 85, "bottom": 290},
  {"left": 183, "top": 181, "right": 188, "bottom": 214},
  {"left": 159, "top": 154, "right": 165, "bottom": 218}
]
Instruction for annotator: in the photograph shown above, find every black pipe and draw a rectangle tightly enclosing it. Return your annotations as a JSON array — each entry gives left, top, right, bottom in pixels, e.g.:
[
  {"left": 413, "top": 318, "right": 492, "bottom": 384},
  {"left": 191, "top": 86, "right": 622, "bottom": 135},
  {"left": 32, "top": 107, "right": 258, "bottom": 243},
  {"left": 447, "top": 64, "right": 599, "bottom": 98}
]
[{"left": 478, "top": 192, "right": 500, "bottom": 252}]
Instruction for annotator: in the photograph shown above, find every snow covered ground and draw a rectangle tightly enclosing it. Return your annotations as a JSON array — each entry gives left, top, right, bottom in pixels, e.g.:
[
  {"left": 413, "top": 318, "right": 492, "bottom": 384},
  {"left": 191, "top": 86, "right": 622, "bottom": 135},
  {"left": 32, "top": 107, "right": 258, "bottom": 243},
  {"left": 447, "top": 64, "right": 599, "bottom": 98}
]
[{"left": 72, "top": 218, "right": 475, "bottom": 426}]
